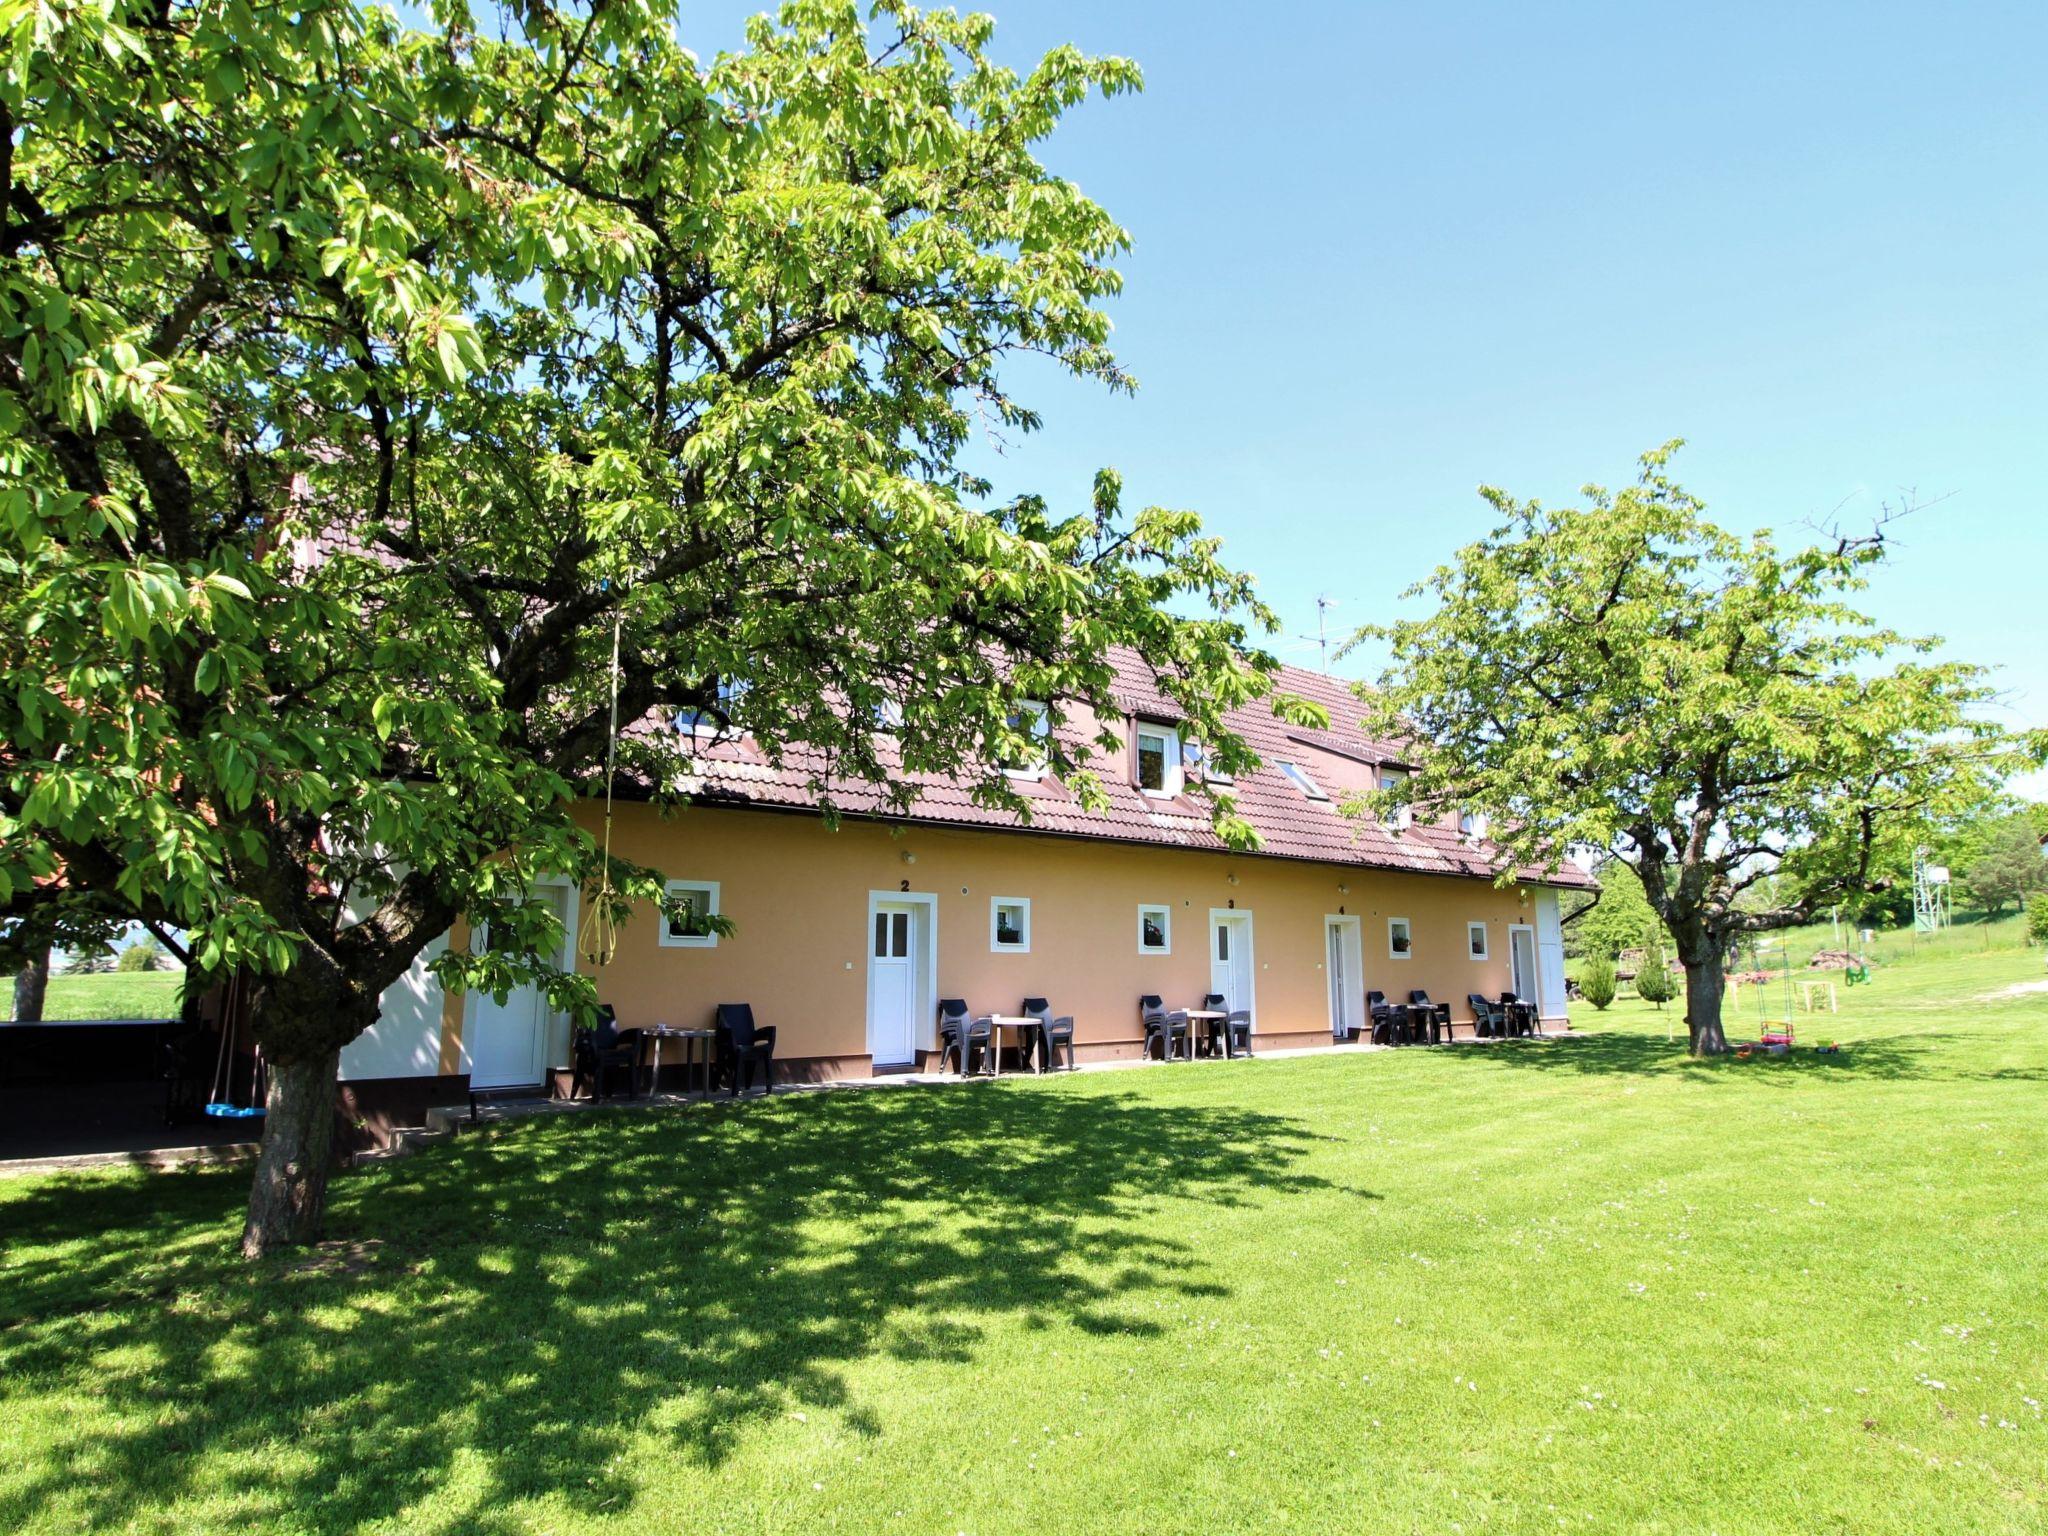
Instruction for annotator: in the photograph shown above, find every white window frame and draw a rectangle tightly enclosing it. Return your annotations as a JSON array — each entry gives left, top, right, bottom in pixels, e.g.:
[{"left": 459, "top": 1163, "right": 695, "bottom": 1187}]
[
  {"left": 990, "top": 896, "right": 1031, "bottom": 953},
  {"left": 1380, "top": 765, "right": 1413, "bottom": 830},
  {"left": 870, "top": 696, "right": 904, "bottom": 733},
  {"left": 1467, "top": 920, "right": 1490, "bottom": 961},
  {"left": 1137, "top": 903, "right": 1172, "bottom": 956},
  {"left": 1458, "top": 808, "right": 1488, "bottom": 841},
  {"left": 1134, "top": 722, "right": 1182, "bottom": 797},
  {"left": 1001, "top": 699, "right": 1051, "bottom": 781},
  {"left": 1387, "top": 915, "right": 1413, "bottom": 960},
  {"left": 1278, "top": 761, "right": 1328, "bottom": 801},
  {"left": 658, "top": 879, "right": 722, "bottom": 948},
  {"left": 1185, "top": 740, "right": 1233, "bottom": 786}
]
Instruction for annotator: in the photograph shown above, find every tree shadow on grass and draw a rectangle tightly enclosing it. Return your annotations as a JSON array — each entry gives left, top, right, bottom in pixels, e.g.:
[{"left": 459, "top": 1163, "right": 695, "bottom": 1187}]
[
  {"left": 1439, "top": 1028, "right": 2048, "bottom": 1084},
  {"left": 0, "top": 1080, "right": 1330, "bottom": 1533}
]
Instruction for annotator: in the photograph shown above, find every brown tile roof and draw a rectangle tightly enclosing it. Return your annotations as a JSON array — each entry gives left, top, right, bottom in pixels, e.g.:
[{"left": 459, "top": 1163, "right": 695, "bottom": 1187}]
[{"left": 656, "top": 651, "right": 1592, "bottom": 890}]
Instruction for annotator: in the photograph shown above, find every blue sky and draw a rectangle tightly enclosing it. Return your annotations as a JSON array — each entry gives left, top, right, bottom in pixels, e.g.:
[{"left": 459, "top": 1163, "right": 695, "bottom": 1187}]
[{"left": 686, "top": 2, "right": 2047, "bottom": 790}]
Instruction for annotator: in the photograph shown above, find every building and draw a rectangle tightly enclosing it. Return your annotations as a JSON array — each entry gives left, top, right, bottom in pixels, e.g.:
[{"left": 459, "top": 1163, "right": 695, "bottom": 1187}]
[{"left": 334, "top": 655, "right": 1587, "bottom": 1130}]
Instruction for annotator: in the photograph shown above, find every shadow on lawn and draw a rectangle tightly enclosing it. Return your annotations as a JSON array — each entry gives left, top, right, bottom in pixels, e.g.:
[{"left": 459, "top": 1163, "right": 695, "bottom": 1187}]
[
  {"left": 1449, "top": 1027, "right": 2048, "bottom": 1083},
  {"left": 0, "top": 1080, "right": 1328, "bottom": 1533}
]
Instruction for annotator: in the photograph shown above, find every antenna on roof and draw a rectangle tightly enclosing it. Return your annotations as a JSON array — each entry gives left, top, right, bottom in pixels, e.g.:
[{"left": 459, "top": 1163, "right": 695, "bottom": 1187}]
[{"left": 1295, "top": 595, "right": 1340, "bottom": 673}]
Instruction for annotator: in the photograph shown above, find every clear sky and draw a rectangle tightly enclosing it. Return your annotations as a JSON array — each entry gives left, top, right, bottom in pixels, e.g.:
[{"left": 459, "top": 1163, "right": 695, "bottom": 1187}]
[{"left": 685, "top": 2, "right": 2048, "bottom": 790}]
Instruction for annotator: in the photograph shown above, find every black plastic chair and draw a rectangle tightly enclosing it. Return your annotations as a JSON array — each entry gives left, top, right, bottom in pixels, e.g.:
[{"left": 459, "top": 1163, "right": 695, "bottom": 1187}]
[
  {"left": 1500, "top": 992, "right": 1537, "bottom": 1038},
  {"left": 1021, "top": 997, "right": 1076, "bottom": 1072},
  {"left": 714, "top": 1003, "right": 776, "bottom": 1097},
  {"left": 1408, "top": 989, "right": 1453, "bottom": 1044},
  {"left": 937, "top": 997, "right": 993, "bottom": 1075},
  {"left": 1222, "top": 1009, "right": 1252, "bottom": 1058},
  {"left": 573, "top": 1006, "right": 642, "bottom": 1099},
  {"left": 1467, "top": 993, "right": 1507, "bottom": 1039},
  {"left": 1139, "top": 994, "right": 1190, "bottom": 1062},
  {"left": 1193, "top": 992, "right": 1231, "bottom": 1058},
  {"left": 1367, "top": 990, "right": 1409, "bottom": 1046}
]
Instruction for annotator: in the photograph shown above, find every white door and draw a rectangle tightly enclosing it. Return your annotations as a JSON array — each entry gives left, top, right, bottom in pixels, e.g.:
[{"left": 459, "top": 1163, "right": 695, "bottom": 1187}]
[
  {"left": 867, "top": 902, "right": 919, "bottom": 1065},
  {"left": 468, "top": 884, "right": 568, "bottom": 1089},
  {"left": 1210, "top": 911, "right": 1255, "bottom": 1025},
  {"left": 1325, "top": 916, "right": 1362, "bottom": 1039},
  {"left": 1510, "top": 925, "right": 1538, "bottom": 1001}
]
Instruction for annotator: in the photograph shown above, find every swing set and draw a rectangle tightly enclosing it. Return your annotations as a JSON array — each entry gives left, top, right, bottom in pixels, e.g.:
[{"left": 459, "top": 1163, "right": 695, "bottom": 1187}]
[{"left": 204, "top": 974, "right": 267, "bottom": 1119}]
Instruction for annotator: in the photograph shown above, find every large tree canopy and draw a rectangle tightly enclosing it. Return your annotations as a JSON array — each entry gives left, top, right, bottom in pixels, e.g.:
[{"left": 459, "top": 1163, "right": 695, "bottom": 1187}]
[
  {"left": 1350, "top": 446, "right": 2042, "bottom": 1055},
  {"left": 1, "top": 0, "right": 1285, "bottom": 1252}
]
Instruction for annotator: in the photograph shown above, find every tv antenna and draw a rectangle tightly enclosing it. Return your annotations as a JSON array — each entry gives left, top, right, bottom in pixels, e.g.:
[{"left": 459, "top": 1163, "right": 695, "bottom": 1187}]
[{"left": 1297, "top": 595, "right": 1340, "bottom": 672}]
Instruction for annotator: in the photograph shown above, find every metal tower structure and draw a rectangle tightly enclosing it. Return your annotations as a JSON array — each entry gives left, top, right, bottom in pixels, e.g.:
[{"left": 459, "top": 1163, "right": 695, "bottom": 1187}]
[{"left": 1912, "top": 845, "right": 1951, "bottom": 933}]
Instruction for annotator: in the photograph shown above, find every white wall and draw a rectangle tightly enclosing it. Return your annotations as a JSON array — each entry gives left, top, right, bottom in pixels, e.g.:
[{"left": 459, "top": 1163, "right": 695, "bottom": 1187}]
[
  {"left": 339, "top": 932, "right": 448, "bottom": 1082},
  {"left": 1534, "top": 889, "right": 1568, "bottom": 1022}
]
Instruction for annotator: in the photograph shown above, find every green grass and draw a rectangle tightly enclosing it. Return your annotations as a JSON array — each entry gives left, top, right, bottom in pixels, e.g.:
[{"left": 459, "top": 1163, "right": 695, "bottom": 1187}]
[
  {"left": 1, "top": 968, "right": 185, "bottom": 1021},
  {"left": 3, "top": 948, "right": 2045, "bottom": 1533}
]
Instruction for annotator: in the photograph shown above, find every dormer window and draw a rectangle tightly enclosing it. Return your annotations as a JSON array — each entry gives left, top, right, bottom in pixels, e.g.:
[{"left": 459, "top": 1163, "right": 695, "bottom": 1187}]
[
  {"left": 1278, "top": 762, "right": 1328, "bottom": 801},
  {"left": 1134, "top": 721, "right": 1182, "bottom": 796},
  {"left": 1001, "top": 699, "right": 1051, "bottom": 780},
  {"left": 871, "top": 697, "right": 904, "bottom": 733},
  {"left": 1379, "top": 764, "right": 1413, "bottom": 829},
  {"left": 1458, "top": 809, "right": 1488, "bottom": 841}
]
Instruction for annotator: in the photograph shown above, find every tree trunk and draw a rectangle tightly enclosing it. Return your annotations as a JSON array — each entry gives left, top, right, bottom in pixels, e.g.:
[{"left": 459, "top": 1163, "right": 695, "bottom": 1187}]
[
  {"left": 12, "top": 947, "right": 50, "bottom": 1022},
  {"left": 241, "top": 1047, "right": 340, "bottom": 1258},
  {"left": 1681, "top": 954, "right": 1729, "bottom": 1056}
]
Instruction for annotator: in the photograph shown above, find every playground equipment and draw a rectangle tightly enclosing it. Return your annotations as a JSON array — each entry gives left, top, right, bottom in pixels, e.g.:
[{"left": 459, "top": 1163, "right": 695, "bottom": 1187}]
[{"left": 1912, "top": 846, "right": 1951, "bottom": 933}]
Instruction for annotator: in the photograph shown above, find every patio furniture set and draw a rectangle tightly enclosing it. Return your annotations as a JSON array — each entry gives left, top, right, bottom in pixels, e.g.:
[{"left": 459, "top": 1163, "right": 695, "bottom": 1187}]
[
  {"left": 572, "top": 1002, "right": 777, "bottom": 1101},
  {"left": 938, "top": 997, "right": 1078, "bottom": 1076},
  {"left": 1360, "top": 990, "right": 1541, "bottom": 1046}
]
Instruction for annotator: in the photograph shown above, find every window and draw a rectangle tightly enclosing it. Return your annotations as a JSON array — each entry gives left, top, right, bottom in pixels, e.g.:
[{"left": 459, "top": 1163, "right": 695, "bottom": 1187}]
[
  {"left": 659, "top": 880, "right": 721, "bottom": 948},
  {"left": 1138, "top": 904, "right": 1172, "bottom": 955},
  {"left": 871, "top": 697, "right": 904, "bottom": 732},
  {"left": 1184, "top": 741, "right": 1233, "bottom": 786},
  {"left": 990, "top": 897, "right": 1030, "bottom": 952},
  {"left": 1001, "top": 700, "right": 1051, "bottom": 780},
  {"left": 1387, "top": 916, "right": 1413, "bottom": 959},
  {"left": 874, "top": 908, "right": 910, "bottom": 959},
  {"left": 1467, "top": 921, "right": 1489, "bottom": 960},
  {"left": 676, "top": 678, "right": 747, "bottom": 739},
  {"left": 1379, "top": 765, "right": 1413, "bottom": 829},
  {"left": 1134, "top": 722, "right": 1181, "bottom": 795},
  {"left": 1459, "top": 809, "right": 1488, "bottom": 841},
  {"left": 1278, "top": 761, "right": 1328, "bottom": 801}
]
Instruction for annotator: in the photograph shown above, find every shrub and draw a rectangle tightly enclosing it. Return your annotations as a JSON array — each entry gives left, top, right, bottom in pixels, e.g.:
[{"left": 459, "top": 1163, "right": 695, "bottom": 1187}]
[
  {"left": 2029, "top": 891, "right": 2048, "bottom": 947},
  {"left": 116, "top": 940, "right": 161, "bottom": 973},
  {"left": 1634, "top": 948, "right": 1677, "bottom": 1009},
  {"left": 1580, "top": 954, "right": 1617, "bottom": 1010}
]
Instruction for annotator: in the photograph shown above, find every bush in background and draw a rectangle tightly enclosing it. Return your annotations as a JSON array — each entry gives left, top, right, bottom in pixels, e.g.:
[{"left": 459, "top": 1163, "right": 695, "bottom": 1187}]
[
  {"left": 1580, "top": 954, "right": 1617, "bottom": 1010},
  {"left": 2028, "top": 892, "right": 2048, "bottom": 947},
  {"left": 116, "top": 939, "right": 163, "bottom": 973},
  {"left": 1634, "top": 948, "right": 1677, "bottom": 1009}
]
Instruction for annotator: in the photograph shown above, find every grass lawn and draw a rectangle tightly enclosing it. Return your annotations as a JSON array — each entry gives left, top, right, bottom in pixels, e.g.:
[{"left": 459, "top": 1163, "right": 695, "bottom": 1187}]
[
  {"left": 3, "top": 949, "right": 2044, "bottom": 1533},
  {"left": 1, "top": 968, "right": 185, "bottom": 1021}
]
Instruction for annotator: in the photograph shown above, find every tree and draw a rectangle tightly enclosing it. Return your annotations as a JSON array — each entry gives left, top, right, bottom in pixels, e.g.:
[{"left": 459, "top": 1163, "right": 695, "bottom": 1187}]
[
  {"left": 1563, "top": 860, "right": 1658, "bottom": 960},
  {"left": 2027, "top": 892, "right": 2048, "bottom": 947},
  {"left": 1958, "top": 815, "right": 2048, "bottom": 915},
  {"left": 1579, "top": 953, "right": 1616, "bottom": 1010},
  {"left": 1632, "top": 945, "right": 1675, "bottom": 1010},
  {"left": 10, "top": 945, "right": 48, "bottom": 1022},
  {"left": 1352, "top": 446, "right": 2041, "bottom": 1056},
  {"left": 116, "top": 937, "right": 164, "bottom": 973},
  {"left": 2, "top": 0, "right": 1298, "bottom": 1254}
]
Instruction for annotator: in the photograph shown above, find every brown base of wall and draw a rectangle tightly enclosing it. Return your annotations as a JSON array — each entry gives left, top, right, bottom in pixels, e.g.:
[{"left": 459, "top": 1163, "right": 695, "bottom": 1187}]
[{"left": 336, "top": 1073, "right": 471, "bottom": 1156}]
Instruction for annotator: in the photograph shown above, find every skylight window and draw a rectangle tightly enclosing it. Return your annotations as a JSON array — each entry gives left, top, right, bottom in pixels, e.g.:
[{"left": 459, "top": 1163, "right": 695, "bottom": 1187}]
[{"left": 1278, "top": 762, "right": 1328, "bottom": 801}]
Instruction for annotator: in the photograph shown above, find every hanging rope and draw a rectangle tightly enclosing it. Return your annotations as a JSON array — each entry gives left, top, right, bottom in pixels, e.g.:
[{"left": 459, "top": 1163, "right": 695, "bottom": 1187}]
[{"left": 578, "top": 612, "right": 625, "bottom": 969}]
